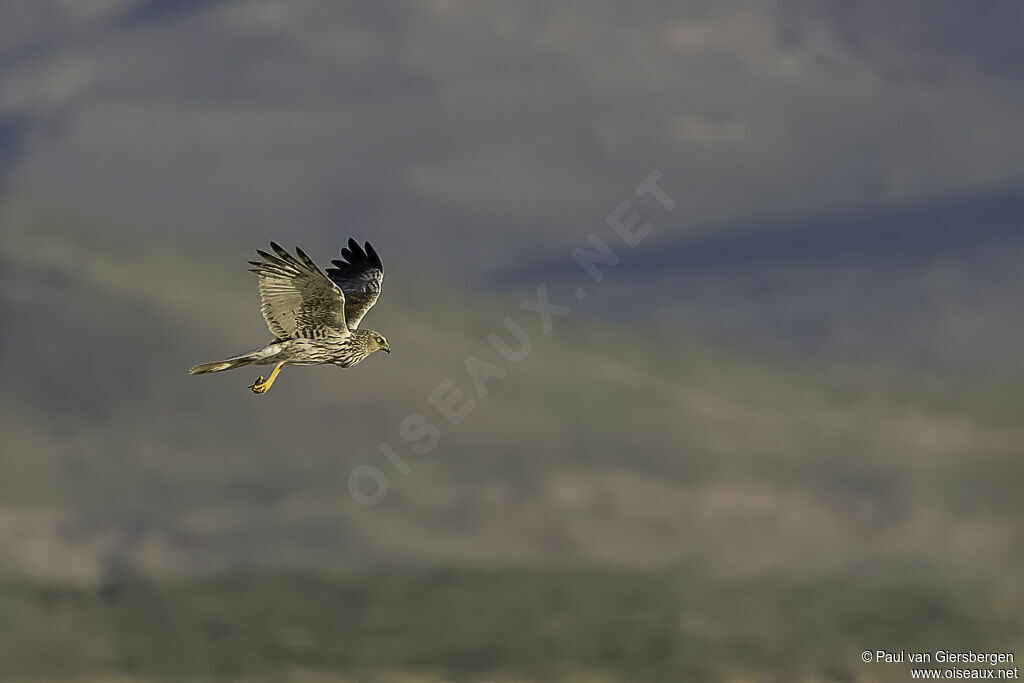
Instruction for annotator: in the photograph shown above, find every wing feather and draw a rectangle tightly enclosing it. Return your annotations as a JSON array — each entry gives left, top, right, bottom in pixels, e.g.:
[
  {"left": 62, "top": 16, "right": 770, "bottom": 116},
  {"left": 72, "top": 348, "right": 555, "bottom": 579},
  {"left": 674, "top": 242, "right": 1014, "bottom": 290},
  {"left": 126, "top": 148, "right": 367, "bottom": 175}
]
[
  {"left": 249, "top": 241, "right": 348, "bottom": 339},
  {"left": 325, "top": 237, "right": 384, "bottom": 329}
]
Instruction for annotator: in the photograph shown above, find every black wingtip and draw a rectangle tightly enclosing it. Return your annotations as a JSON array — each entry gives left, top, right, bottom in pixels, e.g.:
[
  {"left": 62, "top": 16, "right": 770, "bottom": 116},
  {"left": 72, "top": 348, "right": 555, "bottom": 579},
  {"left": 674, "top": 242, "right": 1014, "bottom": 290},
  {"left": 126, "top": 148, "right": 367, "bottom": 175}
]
[
  {"left": 330, "top": 237, "right": 383, "bottom": 274},
  {"left": 364, "top": 241, "right": 382, "bottom": 269}
]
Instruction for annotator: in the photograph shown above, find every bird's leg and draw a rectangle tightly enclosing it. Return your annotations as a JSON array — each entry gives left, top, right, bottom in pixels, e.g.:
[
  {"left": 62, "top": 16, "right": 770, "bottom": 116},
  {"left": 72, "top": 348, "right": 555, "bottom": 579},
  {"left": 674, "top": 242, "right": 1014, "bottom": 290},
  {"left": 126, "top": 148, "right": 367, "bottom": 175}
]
[{"left": 250, "top": 361, "right": 285, "bottom": 394}]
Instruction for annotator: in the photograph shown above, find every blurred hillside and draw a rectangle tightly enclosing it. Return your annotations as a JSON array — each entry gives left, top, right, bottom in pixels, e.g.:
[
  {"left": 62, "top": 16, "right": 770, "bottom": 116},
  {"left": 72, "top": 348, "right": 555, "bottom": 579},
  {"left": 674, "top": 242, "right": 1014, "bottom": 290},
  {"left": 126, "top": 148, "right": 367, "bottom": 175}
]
[
  {"left": 0, "top": 200, "right": 1020, "bottom": 584},
  {"left": 0, "top": 3, "right": 1021, "bottom": 680},
  {"left": 0, "top": 201, "right": 1021, "bottom": 680}
]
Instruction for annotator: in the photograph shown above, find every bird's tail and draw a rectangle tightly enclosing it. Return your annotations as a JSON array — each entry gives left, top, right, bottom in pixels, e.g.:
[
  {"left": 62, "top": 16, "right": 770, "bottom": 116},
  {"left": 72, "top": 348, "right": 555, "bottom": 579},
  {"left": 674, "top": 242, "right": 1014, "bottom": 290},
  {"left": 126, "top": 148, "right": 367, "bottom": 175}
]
[{"left": 189, "top": 351, "right": 259, "bottom": 375}]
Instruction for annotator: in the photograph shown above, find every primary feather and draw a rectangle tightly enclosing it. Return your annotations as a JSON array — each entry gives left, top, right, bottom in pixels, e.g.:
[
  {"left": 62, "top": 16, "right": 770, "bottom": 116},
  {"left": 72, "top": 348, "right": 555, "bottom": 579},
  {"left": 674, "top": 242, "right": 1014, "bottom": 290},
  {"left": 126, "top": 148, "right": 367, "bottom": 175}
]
[{"left": 325, "top": 238, "right": 384, "bottom": 329}]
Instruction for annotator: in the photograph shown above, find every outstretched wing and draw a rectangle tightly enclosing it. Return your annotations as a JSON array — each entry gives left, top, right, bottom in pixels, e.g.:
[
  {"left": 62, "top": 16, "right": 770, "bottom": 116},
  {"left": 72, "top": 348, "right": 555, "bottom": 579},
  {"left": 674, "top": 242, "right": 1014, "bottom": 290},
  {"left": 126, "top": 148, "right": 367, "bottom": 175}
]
[
  {"left": 325, "top": 238, "right": 384, "bottom": 329},
  {"left": 249, "top": 242, "right": 348, "bottom": 339}
]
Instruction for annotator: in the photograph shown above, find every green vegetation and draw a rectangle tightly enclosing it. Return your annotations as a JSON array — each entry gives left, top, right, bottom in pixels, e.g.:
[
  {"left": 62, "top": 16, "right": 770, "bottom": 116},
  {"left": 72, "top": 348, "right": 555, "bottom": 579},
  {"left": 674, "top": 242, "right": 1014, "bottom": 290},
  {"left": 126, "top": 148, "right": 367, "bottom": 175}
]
[{"left": 0, "top": 570, "right": 1018, "bottom": 682}]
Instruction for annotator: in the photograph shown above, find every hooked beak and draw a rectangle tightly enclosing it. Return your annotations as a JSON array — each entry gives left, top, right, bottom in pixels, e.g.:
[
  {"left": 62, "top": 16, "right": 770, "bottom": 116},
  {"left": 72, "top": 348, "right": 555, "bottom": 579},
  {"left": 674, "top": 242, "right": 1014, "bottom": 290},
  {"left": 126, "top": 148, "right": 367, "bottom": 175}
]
[{"left": 382, "top": 346, "right": 391, "bottom": 354}]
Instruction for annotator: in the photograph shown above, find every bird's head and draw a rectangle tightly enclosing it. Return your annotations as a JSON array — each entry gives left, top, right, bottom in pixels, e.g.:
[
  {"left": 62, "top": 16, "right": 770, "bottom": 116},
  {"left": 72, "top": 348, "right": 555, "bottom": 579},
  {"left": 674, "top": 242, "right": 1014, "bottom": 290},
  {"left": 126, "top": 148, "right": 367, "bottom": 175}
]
[{"left": 368, "top": 331, "right": 391, "bottom": 354}]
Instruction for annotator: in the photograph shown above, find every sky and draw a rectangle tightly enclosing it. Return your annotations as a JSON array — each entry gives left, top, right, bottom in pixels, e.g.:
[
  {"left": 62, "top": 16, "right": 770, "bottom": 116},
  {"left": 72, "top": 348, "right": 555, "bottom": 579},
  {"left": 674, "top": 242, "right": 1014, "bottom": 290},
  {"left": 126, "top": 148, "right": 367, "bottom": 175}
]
[
  {"left": 0, "top": 0, "right": 1021, "bottom": 366},
  {"left": 2, "top": 1, "right": 1020, "bottom": 249}
]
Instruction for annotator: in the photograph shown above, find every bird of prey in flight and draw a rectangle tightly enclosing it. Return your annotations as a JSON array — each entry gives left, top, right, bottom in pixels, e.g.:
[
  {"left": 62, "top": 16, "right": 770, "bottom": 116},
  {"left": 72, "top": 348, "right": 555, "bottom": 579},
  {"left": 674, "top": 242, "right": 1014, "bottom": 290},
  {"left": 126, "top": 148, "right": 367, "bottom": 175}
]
[{"left": 190, "top": 239, "right": 390, "bottom": 394}]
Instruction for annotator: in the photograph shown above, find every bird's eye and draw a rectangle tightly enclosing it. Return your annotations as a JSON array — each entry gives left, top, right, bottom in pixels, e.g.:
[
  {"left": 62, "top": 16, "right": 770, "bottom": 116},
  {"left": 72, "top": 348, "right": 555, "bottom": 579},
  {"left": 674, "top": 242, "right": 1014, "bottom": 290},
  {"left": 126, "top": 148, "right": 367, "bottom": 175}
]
[{"left": 377, "top": 337, "right": 385, "bottom": 344}]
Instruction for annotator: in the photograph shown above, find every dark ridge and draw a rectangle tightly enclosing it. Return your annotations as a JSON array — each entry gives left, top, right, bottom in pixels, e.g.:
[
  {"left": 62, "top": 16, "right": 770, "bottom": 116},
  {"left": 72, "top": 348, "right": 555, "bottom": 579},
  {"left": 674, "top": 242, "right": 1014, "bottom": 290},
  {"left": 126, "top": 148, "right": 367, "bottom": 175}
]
[
  {"left": 490, "top": 186, "right": 1023, "bottom": 286},
  {"left": 0, "top": 115, "right": 31, "bottom": 195},
  {"left": 112, "top": 0, "right": 232, "bottom": 29}
]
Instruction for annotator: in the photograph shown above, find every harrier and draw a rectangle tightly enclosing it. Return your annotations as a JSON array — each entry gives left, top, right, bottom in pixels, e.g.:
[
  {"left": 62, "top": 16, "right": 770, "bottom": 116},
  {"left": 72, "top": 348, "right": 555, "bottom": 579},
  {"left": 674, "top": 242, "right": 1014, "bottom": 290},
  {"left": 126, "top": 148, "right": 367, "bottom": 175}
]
[{"left": 190, "top": 239, "right": 390, "bottom": 394}]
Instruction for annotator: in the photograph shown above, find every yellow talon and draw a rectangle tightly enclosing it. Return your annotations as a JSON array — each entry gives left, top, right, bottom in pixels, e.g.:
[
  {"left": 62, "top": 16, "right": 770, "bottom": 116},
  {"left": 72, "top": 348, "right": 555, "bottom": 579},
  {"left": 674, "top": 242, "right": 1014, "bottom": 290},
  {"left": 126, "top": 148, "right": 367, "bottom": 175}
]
[{"left": 249, "top": 361, "right": 284, "bottom": 395}]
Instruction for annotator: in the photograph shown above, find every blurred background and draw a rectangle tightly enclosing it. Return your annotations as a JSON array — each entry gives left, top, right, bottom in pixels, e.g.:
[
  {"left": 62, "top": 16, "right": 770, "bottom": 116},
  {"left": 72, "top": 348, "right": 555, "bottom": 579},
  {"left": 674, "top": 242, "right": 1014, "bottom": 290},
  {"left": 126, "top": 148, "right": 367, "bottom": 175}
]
[{"left": 0, "top": 1, "right": 1021, "bottom": 681}]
